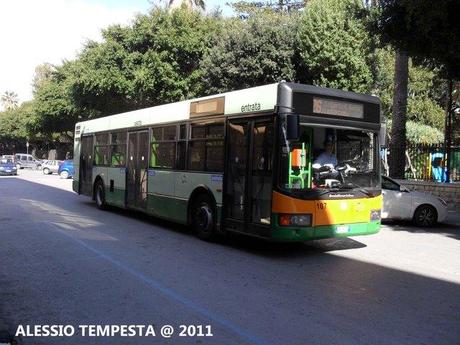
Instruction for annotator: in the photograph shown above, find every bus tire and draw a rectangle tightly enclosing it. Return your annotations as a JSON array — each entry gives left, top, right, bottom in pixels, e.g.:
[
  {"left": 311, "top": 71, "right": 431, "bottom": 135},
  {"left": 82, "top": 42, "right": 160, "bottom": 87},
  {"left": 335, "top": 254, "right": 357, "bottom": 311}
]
[
  {"left": 94, "top": 180, "right": 107, "bottom": 210},
  {"left": 192, "top": 194, "right": 216, "bottom": 241}
]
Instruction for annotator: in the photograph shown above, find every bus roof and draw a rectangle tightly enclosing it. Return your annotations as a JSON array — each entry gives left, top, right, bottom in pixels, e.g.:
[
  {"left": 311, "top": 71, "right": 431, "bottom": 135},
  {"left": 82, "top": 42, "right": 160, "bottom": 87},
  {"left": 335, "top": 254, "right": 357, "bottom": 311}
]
[
  {"left": 75, "top": 82, "right": 380, "bottom": 137},
  {"left": 75, "top": 83, "right": 279, "bottom": 137}
]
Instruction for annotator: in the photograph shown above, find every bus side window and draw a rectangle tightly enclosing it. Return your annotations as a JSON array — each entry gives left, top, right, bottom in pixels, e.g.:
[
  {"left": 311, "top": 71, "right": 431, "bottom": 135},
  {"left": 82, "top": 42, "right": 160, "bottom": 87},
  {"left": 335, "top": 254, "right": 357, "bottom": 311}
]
[
  {"left": 110, "top": 131, "right": 126, "bottom": 167},
  {"left": 150, "top": 126, "right": 176, "bottom": 169}
]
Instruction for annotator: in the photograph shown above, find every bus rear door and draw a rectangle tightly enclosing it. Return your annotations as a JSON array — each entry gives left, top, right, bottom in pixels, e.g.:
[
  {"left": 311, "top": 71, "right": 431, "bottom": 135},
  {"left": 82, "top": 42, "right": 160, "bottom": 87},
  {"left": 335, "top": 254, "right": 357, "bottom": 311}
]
[
  {"left": 224, "top": 118, "right": 273, "bottom": 237},
  {"left": 127, "top": 130, "right": 149, "bottom": 209},
  {"left": 79, "top": 135, "right": 93, "bottom": 196}
]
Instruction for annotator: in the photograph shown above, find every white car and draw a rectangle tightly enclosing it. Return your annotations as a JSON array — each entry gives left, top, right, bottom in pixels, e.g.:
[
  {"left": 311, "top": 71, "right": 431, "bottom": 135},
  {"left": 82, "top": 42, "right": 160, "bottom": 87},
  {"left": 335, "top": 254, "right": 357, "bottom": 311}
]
[
  {"left": 382, "top": 176, "right": 447, "bottom": 226},
  {"left": 41, "top": 160, "right": 62, "bottom": 175}
]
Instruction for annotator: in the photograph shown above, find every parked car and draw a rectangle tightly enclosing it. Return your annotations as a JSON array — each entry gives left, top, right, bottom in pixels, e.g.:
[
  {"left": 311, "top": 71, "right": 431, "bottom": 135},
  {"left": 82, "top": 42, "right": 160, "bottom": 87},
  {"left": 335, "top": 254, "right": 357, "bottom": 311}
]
[
  {"left": 0, "top": 158, "right": 18, "bottom": 176},
  {"left": 58, "top": 159, "right": 75, "bottom": 179},
  {"left": 15, "top": 153, "right": 42, "bottom": 169},
  {"left": 381, "top": 175, "right": 447, "bottom": 226},
  {"left": 1, "top": 155, "right": 15, "bottom": 162},
  {"left": 42, "top": 160, "right": 62, "bottom": 175}
]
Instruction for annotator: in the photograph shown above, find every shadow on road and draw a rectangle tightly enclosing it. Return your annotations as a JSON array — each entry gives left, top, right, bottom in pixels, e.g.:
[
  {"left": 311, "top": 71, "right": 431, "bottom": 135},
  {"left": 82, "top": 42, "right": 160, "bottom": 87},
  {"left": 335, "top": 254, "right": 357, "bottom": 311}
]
[{"left": 1, "top": 177, "right": 460, "bottom": 345}]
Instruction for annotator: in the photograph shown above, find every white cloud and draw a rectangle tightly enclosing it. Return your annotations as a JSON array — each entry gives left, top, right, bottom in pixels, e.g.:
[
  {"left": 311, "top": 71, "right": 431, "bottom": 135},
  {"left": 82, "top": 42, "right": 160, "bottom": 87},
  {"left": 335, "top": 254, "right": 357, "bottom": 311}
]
[{"left": 0, "top": 0, "right": 143, "bottom": 108}]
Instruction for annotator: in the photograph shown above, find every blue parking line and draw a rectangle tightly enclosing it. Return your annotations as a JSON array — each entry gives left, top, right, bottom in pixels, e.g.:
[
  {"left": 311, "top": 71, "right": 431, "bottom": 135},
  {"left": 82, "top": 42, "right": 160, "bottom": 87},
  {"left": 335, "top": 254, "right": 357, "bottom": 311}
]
[{"left": 48, "top": 222, "right": 270, "bottom": 345}]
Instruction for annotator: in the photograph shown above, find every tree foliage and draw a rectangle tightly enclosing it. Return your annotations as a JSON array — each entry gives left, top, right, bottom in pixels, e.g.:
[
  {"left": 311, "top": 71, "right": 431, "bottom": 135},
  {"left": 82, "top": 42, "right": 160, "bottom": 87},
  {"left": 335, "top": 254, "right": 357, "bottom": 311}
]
[
  {"left": 375, "top": 48, "right": 445, "bottom": 130},
  {"left": 0, "top": 102, "right": 36, "bottom": 140},
  {"left": 373, "top": 0, "right": 460, "bottom": 80},
  {"left": 297, "top": 0, "right": 373, "bottom": 93},
  {"left": 1, "top": 91, "right": 19, "bottom": 111},
  {"left": 2, "top": 1, "right": 452, "bottom": 150},
  {"left": 200, "top": 11, "right": 298, "bottom": 94}
]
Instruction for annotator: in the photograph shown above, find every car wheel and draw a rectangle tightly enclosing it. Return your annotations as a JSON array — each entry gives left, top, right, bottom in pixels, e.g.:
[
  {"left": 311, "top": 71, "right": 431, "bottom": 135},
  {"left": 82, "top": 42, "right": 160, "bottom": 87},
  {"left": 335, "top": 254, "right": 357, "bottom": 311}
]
[
  {"left": 60, "top": 170, "right": 69, "bottom": 179},
  {"left": 94, "top": 180, "right": 107, "bottom": 210},
  {"left": 43, "top": 168, "right": 50, "bottom": 175},
  {"left": 192, "top": 194, "right": 216, "bottom": 240},
  {"left": 413, "top": 205, "right": 437, "bottom": 227}
]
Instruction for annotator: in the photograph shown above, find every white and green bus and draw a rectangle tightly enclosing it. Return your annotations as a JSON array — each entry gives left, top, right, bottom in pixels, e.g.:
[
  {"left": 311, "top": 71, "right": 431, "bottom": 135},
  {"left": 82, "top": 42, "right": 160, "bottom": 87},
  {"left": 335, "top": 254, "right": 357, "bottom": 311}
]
[{"left": 73, "top": 82, "right": 382, "bottom": 241}]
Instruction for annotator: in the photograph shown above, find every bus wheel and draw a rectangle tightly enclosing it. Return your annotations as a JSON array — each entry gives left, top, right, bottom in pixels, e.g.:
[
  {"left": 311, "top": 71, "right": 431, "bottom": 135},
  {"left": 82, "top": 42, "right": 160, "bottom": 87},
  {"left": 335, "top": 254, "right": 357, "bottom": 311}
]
[
  {"left": 95, "top": 180, "right": 107, "bottom": 210},
  {"left": 192, "top": 194, "right": 215, "bottom": 240}
]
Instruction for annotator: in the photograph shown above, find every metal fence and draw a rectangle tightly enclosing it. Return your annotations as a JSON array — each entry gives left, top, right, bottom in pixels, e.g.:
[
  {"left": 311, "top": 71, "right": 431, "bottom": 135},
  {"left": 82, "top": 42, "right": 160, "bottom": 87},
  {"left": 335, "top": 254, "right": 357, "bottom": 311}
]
[{"left": 382, "top": 144, "right": 460, "bottom": 182}]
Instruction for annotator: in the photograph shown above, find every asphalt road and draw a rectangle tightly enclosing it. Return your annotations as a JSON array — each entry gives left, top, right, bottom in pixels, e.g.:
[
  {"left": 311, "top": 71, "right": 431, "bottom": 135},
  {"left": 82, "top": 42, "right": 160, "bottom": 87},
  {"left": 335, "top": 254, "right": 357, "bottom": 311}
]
[{"left": 1, "top": 170, "right": 460, "bottom": 345}]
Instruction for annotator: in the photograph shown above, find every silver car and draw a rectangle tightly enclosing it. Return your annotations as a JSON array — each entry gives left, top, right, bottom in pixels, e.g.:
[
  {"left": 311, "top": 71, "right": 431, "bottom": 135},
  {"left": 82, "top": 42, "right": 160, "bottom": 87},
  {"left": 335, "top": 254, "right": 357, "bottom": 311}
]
[
  {"left": 42, "top": 160, "right": 62, "bottom": 175},
  {"left": 382, "top": 176, "right": 448, "bottom": 226},
  {"left": 15, "top": 153, "right": 42, "bottom": 169}
]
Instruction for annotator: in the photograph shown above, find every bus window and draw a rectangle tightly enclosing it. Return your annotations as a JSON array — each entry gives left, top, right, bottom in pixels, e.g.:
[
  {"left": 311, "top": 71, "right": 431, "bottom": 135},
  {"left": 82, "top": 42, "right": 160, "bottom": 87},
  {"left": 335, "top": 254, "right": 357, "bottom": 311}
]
[
  {"left": 150, "top": 126, "right": 176, "bottom": 169},
  {"left": 110, "top": 131, "right": 126, "bottom": 167},
  {"left": 163, "top": 126, "right": 177, "bottom": 141},
  {"left": 94, "top": 145, "right": 109, "bottom": 166},
  {"left": 279, "top": 125, "right": 379, "bottom": 192},
  {"left": 189, "top": 122, "right": 224, "bottom": 172},
  {"left": 96, "top": 133, "right": 109, "bottom": 145}
]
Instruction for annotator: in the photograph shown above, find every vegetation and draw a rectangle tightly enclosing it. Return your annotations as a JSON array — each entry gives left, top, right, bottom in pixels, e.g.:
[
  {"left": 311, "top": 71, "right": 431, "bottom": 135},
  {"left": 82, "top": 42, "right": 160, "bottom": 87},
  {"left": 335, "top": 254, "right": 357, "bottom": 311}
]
[
  {"left": 1, "top": 1, "right": 458, "bottom": 164},
  {"left": 298, "top": 0, "right": 373, "bottom": 93},
  {"left": 369, "top": 0, "right": 460, "bottom": 178}
]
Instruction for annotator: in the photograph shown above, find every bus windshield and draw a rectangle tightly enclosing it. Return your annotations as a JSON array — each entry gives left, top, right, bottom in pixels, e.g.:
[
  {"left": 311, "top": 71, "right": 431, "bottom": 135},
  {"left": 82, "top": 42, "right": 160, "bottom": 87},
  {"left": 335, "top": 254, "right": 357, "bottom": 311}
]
[{"left": 279, "top": 124, "right": 380, "bottom": 195}]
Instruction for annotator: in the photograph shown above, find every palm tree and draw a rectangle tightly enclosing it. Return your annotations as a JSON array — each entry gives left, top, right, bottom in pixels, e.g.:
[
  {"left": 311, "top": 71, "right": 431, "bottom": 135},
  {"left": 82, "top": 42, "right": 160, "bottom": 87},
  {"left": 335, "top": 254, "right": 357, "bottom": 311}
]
[
  {"left": 1, "top": 90, "right": 19, "bottom": 111},
  {"left": 389, "top": 50, "right": 409, "bottom": 179},
  {"left": 168, "top": 0, "right": 205, "bottom": 11}
]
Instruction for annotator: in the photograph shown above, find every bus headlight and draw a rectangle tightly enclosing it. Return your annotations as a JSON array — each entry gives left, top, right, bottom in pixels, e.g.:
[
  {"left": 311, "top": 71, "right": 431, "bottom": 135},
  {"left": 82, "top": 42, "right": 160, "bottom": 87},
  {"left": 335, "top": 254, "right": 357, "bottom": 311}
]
[
  {"left": 279, "top": 214, "right": 312, "bottom": 227},
  {"left": 370, "top": 209, "right": 381, "bottom": 221}
]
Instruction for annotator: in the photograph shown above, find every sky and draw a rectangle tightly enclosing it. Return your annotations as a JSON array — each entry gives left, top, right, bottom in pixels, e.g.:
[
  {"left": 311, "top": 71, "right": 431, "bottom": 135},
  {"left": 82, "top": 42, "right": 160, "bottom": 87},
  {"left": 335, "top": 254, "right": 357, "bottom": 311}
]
[{"left": 0, "top": 0, "right": 236, "bottom": 110}]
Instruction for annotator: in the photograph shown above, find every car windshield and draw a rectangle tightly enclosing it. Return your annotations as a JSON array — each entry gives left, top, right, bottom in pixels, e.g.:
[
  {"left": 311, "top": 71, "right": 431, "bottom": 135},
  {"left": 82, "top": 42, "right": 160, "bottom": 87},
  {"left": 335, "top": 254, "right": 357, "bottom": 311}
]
[
  {"left": 279, "top": 124, "right": 380, "bottom": 195},
  {"left": 0, "top": 158, "right": 13, "bottom": 164}
]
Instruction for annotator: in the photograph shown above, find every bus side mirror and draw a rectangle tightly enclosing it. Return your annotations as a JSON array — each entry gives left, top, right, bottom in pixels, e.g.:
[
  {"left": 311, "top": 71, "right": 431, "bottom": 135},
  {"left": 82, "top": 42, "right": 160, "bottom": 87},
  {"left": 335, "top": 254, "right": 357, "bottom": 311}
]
[{"left": 286, "top": 114, "right": 300, "bottom": 141}]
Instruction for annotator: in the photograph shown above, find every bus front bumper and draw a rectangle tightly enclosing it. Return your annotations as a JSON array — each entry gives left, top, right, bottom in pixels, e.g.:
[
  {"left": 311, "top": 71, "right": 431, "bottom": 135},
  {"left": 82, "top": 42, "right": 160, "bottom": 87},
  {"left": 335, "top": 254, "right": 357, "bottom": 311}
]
[{"left": 270, "top": 219, "right": 380, "bottom": 242}]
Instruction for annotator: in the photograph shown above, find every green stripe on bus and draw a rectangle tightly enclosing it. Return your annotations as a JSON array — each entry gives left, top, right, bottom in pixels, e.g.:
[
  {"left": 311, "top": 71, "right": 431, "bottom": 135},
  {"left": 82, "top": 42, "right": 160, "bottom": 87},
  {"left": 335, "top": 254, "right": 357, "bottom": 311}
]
[
  {"left": 147, "top": 193, "right": 188, "bottom": 224},
  {"left": 271, "top": 215, "right": 380, "bottom": 242},
  {"left": 105, "top": 187, "right": 126, "bottom": 208}
]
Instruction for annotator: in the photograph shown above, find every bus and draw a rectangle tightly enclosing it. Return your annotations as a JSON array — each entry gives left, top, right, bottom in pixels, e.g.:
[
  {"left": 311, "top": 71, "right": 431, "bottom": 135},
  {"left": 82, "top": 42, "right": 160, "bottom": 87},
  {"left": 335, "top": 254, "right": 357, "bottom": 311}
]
[{"left": 73, "top": 82, "right": 382, "bottom": 241}]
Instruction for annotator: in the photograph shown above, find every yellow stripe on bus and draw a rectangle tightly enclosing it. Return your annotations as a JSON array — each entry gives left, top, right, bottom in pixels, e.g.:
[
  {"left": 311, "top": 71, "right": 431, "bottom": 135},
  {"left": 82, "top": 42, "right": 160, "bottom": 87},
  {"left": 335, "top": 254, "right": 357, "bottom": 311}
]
[{"left": 272, "top": 191, "right": 382, "bottom": 226}]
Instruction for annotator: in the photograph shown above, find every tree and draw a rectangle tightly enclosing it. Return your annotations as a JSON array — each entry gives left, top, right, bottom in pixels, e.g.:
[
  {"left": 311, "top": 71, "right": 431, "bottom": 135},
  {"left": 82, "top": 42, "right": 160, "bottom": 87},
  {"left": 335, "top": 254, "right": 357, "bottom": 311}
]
[
  {"left": 32, "top": 63, "right": 55, "bottom": 95},
  {"left": 1, "top": 91, "right": 19, "bottom": 111},
  {"left": 371, "top": 0, "right": 460, "bottom": 178},
  {"left": 375, "top": 48, "right": 445, "bottom": 131},
  {"left": 200, "top": 11, "right": 298, "bottom": 94},
  {"left": 389, "top": 50, "right": 409, "bottom": 178},
  {"left": 232, "top": 0, "right": 307, "bottom": 14},
  {"left": 168, "top": 0, "right": 205, "bottom": 11},
  {"left": 33, "top": 7, "right": 219, "bottom": 128},
  {"left": 297, "top": 0, "right": 373, "bottom": 93}
]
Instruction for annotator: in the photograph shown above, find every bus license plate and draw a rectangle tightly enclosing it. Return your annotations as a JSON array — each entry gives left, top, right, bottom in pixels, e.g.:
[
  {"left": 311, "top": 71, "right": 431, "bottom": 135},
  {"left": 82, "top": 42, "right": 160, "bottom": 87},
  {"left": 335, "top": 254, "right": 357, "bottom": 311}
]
[{"left": 336, "top": 226, "right": 349, "bottom": 234}]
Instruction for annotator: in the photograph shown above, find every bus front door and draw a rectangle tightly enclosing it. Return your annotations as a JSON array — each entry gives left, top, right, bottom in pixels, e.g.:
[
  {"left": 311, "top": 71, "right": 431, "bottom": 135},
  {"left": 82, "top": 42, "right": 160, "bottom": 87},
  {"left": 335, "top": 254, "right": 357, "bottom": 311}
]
[
  {"left": 79, "top": 135, "right": 93, "bottom": 196},
  {"left": 127, "top": 131, "right": 149, "bottom": 209},
  {"left": 225, "top": 119, "right": 273, "bottom": 237}
]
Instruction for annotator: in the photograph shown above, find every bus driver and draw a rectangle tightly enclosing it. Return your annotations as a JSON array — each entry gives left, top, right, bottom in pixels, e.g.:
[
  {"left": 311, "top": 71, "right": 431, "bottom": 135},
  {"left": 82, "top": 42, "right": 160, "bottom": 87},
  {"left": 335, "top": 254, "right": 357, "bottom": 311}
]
[{"left": 312, "top": 136, "right": 337, "bottom": 171}]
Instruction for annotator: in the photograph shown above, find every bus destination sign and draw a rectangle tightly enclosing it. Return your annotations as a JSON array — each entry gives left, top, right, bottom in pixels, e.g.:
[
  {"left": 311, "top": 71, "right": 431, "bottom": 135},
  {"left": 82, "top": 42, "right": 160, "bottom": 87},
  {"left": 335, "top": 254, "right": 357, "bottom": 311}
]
[{"left": 313, "top": 97, "right": 364, "bottom": 119}]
